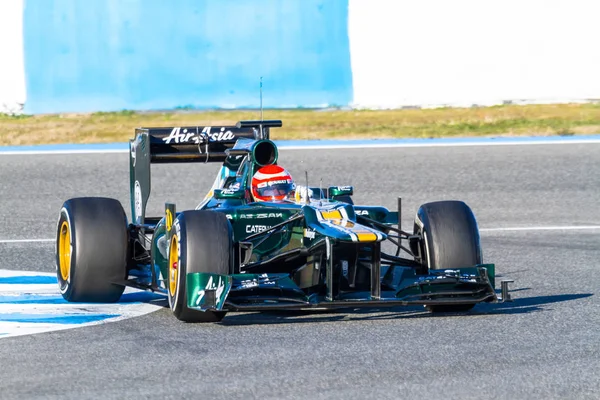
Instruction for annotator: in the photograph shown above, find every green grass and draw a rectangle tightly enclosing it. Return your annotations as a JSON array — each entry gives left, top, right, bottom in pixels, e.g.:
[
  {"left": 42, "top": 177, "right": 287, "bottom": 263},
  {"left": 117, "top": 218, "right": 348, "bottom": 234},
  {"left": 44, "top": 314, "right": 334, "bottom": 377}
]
[{"left": 1, "top": 103, "right": 599, "bottom": 146}]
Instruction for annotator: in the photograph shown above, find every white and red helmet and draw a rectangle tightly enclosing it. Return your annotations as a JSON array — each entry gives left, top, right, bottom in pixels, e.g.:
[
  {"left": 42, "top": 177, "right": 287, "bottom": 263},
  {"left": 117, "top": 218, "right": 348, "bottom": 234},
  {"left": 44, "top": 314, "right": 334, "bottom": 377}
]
[{"left": 251, "top": 165, "right": 295, "bottom": 202}]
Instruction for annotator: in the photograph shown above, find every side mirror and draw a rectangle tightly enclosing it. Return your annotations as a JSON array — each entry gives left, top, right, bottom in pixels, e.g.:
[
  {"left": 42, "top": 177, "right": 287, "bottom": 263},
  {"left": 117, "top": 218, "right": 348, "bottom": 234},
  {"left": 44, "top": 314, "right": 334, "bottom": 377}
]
[{"left": 328, "top": 186, "right": 354, "bottom": 197}]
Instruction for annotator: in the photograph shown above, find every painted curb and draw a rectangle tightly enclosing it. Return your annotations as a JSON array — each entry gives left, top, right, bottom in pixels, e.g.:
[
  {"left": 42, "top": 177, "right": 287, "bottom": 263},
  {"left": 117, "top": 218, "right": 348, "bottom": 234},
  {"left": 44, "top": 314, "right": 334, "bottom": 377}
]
[{"left": 0, "top": 270, "right": 165, "bottom": 338}]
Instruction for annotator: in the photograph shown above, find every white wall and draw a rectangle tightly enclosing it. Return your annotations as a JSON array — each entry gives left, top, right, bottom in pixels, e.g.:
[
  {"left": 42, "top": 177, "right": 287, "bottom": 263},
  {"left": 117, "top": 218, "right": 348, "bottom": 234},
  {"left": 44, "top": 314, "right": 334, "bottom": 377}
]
[
  {"left": 5, "top": 0, "right": 600, "bottom": 113},
  {"left": 0, "top": 0, "right": 25, "bottom": 114},
  {"left": 349, "top": 0, "right": 600, "bottom": 108}
]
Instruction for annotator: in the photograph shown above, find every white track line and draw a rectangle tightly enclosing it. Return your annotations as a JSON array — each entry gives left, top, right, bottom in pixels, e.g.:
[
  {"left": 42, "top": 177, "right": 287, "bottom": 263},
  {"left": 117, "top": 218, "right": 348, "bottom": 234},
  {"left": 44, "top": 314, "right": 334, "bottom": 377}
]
[
  {"left": 0, "top": 149, "right": 128, "bottom": 155},
  {"left": 1, "top": 225, "right": 598, "bottom": 244},
  {"left": 1, "top": 137, "right": 600, "bottom": 155},
  {"left": 480, "top": 225, "right": 600, "bottom": 232},
  {"left": 0, "top": 239, "right": 54, "bottom": 244},
  {"left": 279, "top": 139, "right": 600, "bottom": 150}
]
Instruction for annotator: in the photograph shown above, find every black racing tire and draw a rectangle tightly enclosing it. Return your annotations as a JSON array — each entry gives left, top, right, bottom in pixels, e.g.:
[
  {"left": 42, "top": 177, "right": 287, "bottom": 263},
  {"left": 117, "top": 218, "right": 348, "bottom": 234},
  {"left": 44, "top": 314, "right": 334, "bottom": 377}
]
[
  {"left": 56, "top": 197, "right": 128, "bottom": 302},
  {"left": 414, "top": 200, "right": 482, "bottom": 312},
  {"left": 167, "top": 211, "right": 232, "bottom": 322}
]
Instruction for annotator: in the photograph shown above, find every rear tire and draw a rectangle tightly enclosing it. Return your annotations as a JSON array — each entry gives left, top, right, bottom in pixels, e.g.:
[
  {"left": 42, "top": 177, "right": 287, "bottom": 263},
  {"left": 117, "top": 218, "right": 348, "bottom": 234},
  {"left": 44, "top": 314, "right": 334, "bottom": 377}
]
[
  {"left": 168, "top": 211, "right": 232, "bottom": 322},
  {"left": 414, "top": 200, "right": 482, "bottom": 312},
  {"left": 56, "top": 197, "right": 128, "bottom": 302}
]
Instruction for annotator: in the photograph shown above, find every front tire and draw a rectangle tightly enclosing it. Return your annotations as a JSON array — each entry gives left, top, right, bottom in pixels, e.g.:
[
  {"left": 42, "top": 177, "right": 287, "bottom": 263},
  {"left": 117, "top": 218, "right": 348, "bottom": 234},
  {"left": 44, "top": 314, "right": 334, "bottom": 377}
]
[
  {"left": 56, "top": 197, "right": 128, "bottom": 302},
  {"left": 167, "top": 211, "right": 232, "bottom": 322},
  {"left": 414, "top": 200, "right": 482, "bottom": 312}
]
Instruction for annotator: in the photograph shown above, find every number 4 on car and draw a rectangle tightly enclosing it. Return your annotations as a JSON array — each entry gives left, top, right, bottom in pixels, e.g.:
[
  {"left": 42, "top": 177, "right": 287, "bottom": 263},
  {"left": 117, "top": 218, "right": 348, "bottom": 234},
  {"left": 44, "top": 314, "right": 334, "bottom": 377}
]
[{"left": 55, "top": 119, "right": 514, "bottom": 322}]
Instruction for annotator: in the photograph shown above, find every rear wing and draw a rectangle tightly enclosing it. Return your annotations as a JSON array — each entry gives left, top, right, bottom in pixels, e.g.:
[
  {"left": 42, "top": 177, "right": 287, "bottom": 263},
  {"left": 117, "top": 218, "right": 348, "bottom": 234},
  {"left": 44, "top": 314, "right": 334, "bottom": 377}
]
[{"left": 129, "top": 120, "right": 282, "bottom": 224}]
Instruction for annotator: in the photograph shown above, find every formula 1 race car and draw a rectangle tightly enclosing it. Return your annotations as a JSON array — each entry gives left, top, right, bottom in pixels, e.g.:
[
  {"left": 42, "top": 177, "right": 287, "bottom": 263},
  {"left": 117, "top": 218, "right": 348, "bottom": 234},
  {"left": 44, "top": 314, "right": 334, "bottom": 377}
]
[{"left": 55, "top": 120, "right": 513, "bottom": 322}]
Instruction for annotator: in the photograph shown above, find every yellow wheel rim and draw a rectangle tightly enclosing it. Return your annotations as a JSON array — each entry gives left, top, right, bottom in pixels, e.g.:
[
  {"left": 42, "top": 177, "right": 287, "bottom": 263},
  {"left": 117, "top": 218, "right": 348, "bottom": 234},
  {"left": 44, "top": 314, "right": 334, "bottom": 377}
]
[
  {"left": 58, "top": 221, "right": 71, "bottom": 281},
  {"left": 168, "top": 235, "right": 179, "bottom": 296}
]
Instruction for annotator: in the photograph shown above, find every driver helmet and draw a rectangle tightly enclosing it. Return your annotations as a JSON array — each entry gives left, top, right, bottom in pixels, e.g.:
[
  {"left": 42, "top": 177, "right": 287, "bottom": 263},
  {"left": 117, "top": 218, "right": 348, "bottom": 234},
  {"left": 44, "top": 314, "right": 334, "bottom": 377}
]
[{"left": 251, "top": 165, "right": 295, "bottom": 202}]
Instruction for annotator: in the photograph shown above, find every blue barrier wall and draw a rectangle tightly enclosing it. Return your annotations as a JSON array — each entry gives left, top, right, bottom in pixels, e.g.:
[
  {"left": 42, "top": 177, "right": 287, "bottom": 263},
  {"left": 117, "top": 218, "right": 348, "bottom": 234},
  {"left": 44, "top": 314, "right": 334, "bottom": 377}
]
[{"left": 23, "top": 0, "right": 352, "bottom": 114}]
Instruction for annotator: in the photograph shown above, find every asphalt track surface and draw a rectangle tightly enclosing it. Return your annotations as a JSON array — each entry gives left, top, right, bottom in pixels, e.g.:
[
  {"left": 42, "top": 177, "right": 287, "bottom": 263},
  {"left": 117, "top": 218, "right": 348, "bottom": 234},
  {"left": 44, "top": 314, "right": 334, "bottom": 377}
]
[{"left": 0, "top": 143, "right": 599, "bottom": 399}]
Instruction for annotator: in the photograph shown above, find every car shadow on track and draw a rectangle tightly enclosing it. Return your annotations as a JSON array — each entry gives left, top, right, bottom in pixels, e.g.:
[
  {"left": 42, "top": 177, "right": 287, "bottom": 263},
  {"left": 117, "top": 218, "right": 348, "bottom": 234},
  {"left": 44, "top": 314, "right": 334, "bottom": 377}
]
[
  {"left": 217, "top": 293, "right": 594, "bottom": 325},
  {"left": 219, "top": 308, "right": 430, "bottom": 326},
  {"left": 472, "top": 293, "right": 593, "bottom": 315}
]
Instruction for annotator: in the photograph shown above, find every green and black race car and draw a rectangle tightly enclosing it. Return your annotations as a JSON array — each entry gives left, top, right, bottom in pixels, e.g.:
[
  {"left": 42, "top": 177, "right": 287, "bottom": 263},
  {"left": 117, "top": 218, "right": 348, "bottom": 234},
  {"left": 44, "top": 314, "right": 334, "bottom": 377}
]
[{"left": 55, "top": 120, "right": 513, "bottom": 322}]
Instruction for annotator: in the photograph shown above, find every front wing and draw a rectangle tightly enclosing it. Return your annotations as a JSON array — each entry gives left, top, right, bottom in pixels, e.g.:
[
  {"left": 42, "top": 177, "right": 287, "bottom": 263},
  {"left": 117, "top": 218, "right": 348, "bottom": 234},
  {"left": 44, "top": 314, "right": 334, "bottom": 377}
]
[{"left": 185, "top": 265, "right": 510, "bottom": 312}]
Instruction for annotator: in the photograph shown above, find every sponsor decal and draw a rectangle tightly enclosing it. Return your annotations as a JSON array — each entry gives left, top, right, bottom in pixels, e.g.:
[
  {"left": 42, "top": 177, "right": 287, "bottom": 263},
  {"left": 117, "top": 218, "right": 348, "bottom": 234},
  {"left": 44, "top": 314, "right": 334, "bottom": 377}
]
[
  {"left": 330, "top": 219, "right": 355, "bottom": 228},
  {"left": 323, "top": 221, "right": 352, "bottom": 235},
  {"left": 134, "top": 181, "right": 142, "bottom": 224},
  {"left": 257, "top": 179, "right": 291, "bottom": 188},
  {"left": 239, "top": 213, "right": 283, "bottom": 219},
  {"left": 258, "top": 273, "right": 276, "bottom": 285},
  {"left": 355, "top": 210, "right": 369, "bottom": 215},
  {"left": 162, "top": 127, "right": 236, "bottom": 144},
  {"left": 195, "top": 275, "right": 226, "bottom": 307},
  {"left": 205, "top": 127, "right": 236, "bottom": 142},
  {"left": 240, "top": 279, "right": 259, "bottom": 289},
  {"left": 239, "top": 274, "right": 276, "bottom": 288},
  {"left": 304, "top": 228, "right": 316, "bottom": 239},
  {"left": 342, "top": 260, "right": 349, "bottom": 278},
  {"left": 336, "top": 186, "right": 352, "bottom": 191},
  {"left": 162, "top": 127, "right": 198, "bottom": 144},
  {"left": 246, "top": 225, "right": 272, "bottom": 234},
  {"left": 417, "top": 275, "right": 447, "bottom": 282}
]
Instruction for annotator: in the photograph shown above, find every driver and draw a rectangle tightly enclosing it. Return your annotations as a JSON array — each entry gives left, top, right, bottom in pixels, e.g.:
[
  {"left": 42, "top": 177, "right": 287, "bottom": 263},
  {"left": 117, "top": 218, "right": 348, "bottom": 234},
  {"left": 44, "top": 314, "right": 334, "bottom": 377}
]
[{"left": 251, "top": 165, "right": 295, "bottom": 202}]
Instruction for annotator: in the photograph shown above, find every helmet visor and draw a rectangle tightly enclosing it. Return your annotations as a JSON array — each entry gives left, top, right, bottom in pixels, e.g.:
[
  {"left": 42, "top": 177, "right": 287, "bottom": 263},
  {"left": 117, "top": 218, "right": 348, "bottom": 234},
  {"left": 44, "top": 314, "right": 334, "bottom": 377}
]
[{"left": 256, "top": 180, "right": 294, "bottom": 199}]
